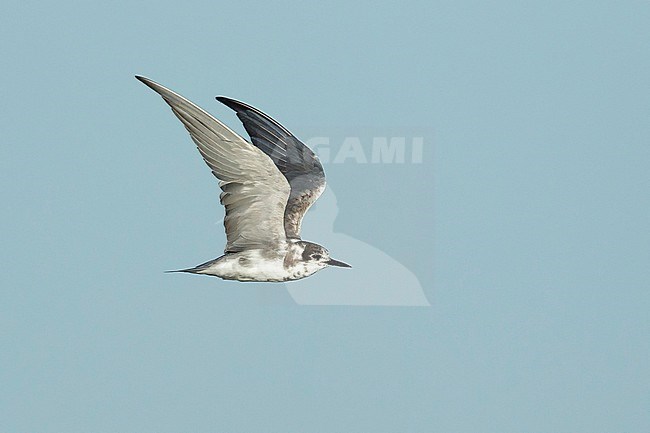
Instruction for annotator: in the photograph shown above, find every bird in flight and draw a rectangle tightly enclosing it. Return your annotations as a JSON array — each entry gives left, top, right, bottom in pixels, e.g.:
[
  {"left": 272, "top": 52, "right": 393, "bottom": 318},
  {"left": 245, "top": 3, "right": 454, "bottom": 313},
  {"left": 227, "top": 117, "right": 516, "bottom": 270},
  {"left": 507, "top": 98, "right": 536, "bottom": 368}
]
[{"left": 136, "top": 76, "right": 351, "bottom": 282}]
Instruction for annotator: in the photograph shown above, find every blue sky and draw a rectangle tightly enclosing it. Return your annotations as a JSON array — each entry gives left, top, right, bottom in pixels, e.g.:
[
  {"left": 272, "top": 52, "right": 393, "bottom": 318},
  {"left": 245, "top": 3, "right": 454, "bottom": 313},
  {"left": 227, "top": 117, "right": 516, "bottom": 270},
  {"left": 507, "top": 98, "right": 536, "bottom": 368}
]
[{"left": 1, "top": 1, "right": 649, "bottom": 432}]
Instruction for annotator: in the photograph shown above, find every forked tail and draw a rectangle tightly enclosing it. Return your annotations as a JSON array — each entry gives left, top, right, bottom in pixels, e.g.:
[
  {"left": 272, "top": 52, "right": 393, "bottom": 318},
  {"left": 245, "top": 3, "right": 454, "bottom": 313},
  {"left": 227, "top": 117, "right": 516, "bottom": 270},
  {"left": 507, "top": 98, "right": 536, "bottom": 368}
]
[{"left": 164, "top": 257, "right": 222, "bottom": 274}]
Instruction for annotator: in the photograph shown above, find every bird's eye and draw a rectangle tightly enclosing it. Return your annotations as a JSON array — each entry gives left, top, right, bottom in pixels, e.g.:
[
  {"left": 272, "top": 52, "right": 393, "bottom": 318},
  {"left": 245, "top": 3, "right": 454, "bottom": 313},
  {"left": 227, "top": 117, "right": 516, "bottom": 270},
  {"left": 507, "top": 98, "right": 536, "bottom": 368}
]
[{"left": 313, "top": 254, "right": 322, "bottom": 260}]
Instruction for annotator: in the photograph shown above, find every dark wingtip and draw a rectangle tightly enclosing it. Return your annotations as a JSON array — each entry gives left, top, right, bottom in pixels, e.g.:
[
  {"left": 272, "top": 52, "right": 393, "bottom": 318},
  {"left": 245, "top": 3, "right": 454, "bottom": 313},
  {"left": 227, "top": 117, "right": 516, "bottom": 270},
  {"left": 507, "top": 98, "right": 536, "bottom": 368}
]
[
  {"left": 135, "top": 75, "right": 158, "bottom": 90},
  {"left": 216, "top": 96, "right": 239, "bottom": 110},
  {"left": 216, "top": 96, "right": 256, "bottom": 114}
]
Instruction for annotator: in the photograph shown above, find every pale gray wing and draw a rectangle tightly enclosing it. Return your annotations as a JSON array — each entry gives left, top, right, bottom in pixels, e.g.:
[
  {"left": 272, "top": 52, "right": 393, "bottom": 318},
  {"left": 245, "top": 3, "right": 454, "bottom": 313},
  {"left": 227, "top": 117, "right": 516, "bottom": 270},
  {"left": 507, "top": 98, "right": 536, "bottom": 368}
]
[
  {"left": 136, "top": 76, "right": 290, "bottom": 253},
  {"left": 216, "top": 96, "right": 326, "bottom": 239}
]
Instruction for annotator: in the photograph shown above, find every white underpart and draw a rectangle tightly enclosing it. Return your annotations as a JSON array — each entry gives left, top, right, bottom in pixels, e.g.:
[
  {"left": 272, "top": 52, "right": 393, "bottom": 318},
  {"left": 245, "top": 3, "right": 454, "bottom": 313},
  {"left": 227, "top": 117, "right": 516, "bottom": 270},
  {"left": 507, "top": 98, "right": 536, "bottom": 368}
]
[
  {"left": 195, "top": 242, "right": 328, "bottom": 282},
  {"left": 197, "top": 250, "right": 286, "bottom": 282}
]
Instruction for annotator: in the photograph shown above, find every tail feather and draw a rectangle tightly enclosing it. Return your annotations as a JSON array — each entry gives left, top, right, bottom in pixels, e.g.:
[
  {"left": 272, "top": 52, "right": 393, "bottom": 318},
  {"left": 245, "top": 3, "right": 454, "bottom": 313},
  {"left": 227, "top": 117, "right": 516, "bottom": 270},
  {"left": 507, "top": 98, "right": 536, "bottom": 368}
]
[
  {"left": 165, "top": 257, "right": 222, "bottom": 274},
  {"left": 164, "top": 268, "right": 199, "bottom": 274}
]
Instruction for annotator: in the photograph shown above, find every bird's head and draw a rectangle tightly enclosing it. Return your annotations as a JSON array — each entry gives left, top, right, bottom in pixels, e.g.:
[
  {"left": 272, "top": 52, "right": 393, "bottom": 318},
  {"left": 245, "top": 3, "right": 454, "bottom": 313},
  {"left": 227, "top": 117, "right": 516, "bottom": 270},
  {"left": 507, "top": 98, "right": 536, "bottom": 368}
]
[{"left": 301, "top": 242, "right": 351, "bottom": 269}]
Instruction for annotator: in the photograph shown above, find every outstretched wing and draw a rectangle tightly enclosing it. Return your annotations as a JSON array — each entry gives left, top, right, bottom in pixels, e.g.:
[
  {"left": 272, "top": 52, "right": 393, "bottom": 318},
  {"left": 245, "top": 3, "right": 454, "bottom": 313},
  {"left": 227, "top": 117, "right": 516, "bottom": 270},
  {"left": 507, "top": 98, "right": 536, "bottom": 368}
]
[
  {"left": 216, "top": 96, "right": 326, "bottom": 239},
  {"left": 136, "top": 76, "right": 290, "bottom": 253}
]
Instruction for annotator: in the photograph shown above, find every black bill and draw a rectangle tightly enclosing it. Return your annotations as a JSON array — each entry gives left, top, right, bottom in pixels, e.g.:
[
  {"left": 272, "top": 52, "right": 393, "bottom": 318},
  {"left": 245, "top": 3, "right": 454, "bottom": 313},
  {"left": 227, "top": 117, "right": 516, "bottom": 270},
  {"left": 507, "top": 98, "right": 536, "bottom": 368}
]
[{"left": 326, "top": 258, "right": 352, "bottom": 268}]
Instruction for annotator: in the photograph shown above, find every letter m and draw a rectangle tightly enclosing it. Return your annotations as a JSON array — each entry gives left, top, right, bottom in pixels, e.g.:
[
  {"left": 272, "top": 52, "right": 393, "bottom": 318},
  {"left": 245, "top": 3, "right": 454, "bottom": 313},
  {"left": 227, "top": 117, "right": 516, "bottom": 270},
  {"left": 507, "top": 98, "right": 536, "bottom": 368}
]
[{"left": 371, "top": 137, "right": 405, "bottom": 163}]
